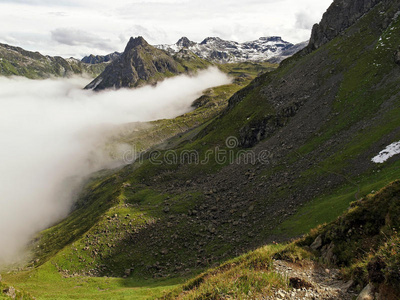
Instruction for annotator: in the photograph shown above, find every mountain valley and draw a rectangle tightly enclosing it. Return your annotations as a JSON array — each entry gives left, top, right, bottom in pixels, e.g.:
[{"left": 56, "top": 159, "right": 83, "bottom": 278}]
[{"left": 1, "top": 0, "right": 400, "bottom": 299}]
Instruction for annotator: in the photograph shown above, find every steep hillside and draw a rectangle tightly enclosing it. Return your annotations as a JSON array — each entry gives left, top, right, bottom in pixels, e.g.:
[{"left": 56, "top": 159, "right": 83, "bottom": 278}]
[
  {"left": 85, "top": 37, "right": 211, "bottom": 91},
  {"left": 163, "top": 181, "right": 400, "bottom": 299},
  {"left": 0, "top": 43, "right": 106, "bottom": 79},
  {"left": 3, "top": 0, "right": 400, "bottom": 298}
]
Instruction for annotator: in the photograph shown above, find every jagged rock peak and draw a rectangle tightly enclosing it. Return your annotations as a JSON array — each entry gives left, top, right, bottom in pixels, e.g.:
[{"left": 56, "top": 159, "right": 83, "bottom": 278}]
[
  {"left": 200, "top": 37, "right": 224, "bottom": 45},
  {"left": 125, "top": 36, "right": 149, "bottom": 51},
  {"left": 176, "top": 37, "right": 195, "bottom": 48}
]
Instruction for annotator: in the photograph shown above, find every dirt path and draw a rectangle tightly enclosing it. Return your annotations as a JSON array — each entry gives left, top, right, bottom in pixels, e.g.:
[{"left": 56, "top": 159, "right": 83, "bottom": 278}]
[{"left": 267, "top": 260, "right": 357, "bottom": 300}]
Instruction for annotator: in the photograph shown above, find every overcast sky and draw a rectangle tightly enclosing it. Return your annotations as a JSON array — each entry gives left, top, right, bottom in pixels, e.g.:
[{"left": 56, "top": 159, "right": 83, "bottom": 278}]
[{"left": 0, "top": 0, "right": 333, "bottom": 59}]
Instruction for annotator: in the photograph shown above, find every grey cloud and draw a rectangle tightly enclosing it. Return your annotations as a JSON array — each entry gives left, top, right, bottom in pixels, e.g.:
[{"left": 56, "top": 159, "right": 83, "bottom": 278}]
[
  {"left": 51, "top": 28, "right": 114, "bottom": 51},
  {"left": 0, "top": 0, "right": 79, "bottom": 6},
  {"left": 126, "top": 25, "right": 168, "bottom": 44},
  {"left": 47, "top": 11, "right": 68, "bottom": 17},
  {"left": 295, "top": 11, "right": 317, "bottom": 30}
]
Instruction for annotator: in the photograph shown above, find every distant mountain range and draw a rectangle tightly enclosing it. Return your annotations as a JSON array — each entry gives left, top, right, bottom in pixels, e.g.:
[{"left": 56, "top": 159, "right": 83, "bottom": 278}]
[
  {"left": 81, "top": 52, "right": 121, "bottom": 64},
  {"left": 0, "top": 35, "right": 302, "bottom": 84},
  {"left": 81, "top": 36, "right": 307, "bottom": 65},
  {"left": 157, "top": 36, "right": 307, "bottom": 63},
  {"left": 0, "top": 43, "right": 106, "bottom": 79}
]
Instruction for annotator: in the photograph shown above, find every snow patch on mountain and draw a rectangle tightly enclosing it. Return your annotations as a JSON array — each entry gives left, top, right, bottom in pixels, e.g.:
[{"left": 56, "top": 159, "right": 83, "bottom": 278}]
[
  {"left": 372, "top": 141, "right": 400, "bottom": 163},
  {"left": 156, "top": 36, "right": 307, "bottom": 63}
]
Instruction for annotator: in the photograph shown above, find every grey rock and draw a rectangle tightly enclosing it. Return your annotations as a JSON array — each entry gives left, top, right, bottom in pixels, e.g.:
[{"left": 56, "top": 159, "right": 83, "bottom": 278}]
[
  {"left": 356, "top": 283, "right": 375, "bottom": 300},
  {"left": 310, "top": 235, "right": 323, "bottom": 250},
  {"left": 321, "top": 242, "right": 336, "bottom": 264}
]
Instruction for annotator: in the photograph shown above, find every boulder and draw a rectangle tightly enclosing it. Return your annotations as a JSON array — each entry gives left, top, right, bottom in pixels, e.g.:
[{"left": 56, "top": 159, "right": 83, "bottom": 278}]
[{"left": 356, "top": 283, "right": 375, "bottom": 300}]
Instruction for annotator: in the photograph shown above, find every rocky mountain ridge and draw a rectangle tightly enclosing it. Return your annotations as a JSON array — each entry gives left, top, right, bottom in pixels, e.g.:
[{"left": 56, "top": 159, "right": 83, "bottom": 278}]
[
  {"left": 84, "top": 36, "right": 211, "bottom": 91},
  {"left": 157, "top": 36, "right": 307, "bottom": 63},
  {"left": 81, "top": 51, "right": 121, "bottom": 64},
  {"left": 81, "top": 36, "right": 306, "bottom": 65}
]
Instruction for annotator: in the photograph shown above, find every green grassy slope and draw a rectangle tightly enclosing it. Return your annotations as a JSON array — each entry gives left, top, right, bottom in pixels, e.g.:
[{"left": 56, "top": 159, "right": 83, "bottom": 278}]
[
  {"left": 162, "top": 181, "right": 400, "bottom": 299},
  {"left": 0, "top": 281, "right": 35, "bottom": 299},
  {"left": 3, "top": 264, "right": 183, "bottom": 300}
]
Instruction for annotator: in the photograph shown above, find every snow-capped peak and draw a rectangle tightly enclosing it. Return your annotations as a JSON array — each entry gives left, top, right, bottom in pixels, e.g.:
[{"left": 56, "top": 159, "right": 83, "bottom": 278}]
[{"left": 156, "top": 36, "right": 306, "bottom": 63}]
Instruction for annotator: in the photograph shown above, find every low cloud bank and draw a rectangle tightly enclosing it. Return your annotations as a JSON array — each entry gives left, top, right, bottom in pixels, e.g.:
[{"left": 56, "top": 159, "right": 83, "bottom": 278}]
[{"left": 0, "top": 67, "right": 230, "bottom": 265}]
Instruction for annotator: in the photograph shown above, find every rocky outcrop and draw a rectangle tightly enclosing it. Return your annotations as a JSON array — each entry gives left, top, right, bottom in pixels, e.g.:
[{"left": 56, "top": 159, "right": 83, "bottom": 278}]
[
  {"left": 307, "top": 0, "right": 399, "bottom": 51},
  {"left": 356, "top": 284, "right": 375, "bottom": 300},
  {"left": 85, "top": 36, "right": 182, "bottom": 91}
]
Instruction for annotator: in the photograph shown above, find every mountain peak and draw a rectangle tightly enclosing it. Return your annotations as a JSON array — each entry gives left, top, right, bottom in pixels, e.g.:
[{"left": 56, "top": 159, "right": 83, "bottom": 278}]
[
  {"left": 156, "top": 36, "right": 303, "bottom": 63},
  {"left": 85, "top": 36, "right": 183, "bottom": 91},
  {"left": 176, "top": 37, "right": 194, "bottom": 48},
  {"left": 125, "top": 36, "right": 149, "bottom": 51},
  {"left": 200, "top": 37, "right": 223, "bottom": 45}
]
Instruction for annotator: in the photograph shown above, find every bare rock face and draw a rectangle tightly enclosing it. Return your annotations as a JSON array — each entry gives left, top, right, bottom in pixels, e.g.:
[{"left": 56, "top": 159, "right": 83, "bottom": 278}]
[{"left": 308, "top": 0, "right": 381, "bottom": 51}]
